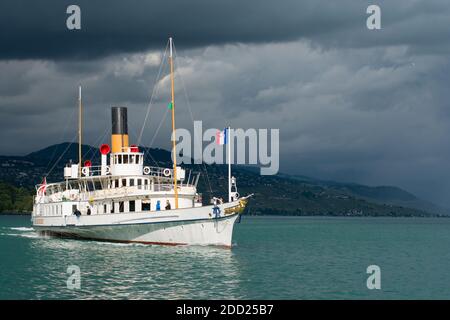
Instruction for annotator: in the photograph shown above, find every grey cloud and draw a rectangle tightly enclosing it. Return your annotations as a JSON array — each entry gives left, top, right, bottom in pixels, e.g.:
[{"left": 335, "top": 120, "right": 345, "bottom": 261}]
[{"left": 1, "top": 0, "right": 450, "bottom": 60}]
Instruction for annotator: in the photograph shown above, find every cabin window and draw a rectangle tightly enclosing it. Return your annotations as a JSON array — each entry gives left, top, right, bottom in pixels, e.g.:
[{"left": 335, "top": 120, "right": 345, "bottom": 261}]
[
  {"left": 130, "top": 179, "right": 135, "bottom": 187},
  {"left": 119, "top": 201, "right": 124, "bottom": 213},
  {"left": 111, "top": 202, "right": 115, "bottom": 213},
  {"left": 142, "top": 202, "right": 151, "bottom": 211},
  {"left": 129, "top": 200, "right": 135, "bottom": 212},
  {"left": 122, "top": 179, "right": 127, "bottom": 187},
  {"left": 123, "top": 155, "right": 129, "bottom": 164},
  {"left": 103, "top": 204, "right": 107, "bottom": 214}
]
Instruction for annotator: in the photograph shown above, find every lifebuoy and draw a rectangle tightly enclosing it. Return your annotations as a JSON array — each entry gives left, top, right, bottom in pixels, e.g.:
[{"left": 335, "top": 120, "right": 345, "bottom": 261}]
[
  {"left": 105, "top": 166, "right": 110, "bottom": 174},
  {"left": 235, "top": 192, "right": 240, "bottom": 199},
  {"left": 163, "top": 168, "right": 171, "bottom": 177},
  {"left": 143, "top": 166, "right": 151, "bottom": 175},
  {"left": 81, "top": 167, "right": 89, "bottom": 176}
]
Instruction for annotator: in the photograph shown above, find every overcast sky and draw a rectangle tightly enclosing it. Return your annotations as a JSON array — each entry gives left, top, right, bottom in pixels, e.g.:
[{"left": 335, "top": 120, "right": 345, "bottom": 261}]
[{"left": 1, "top": 0, "right": 450, "bottom": 206}]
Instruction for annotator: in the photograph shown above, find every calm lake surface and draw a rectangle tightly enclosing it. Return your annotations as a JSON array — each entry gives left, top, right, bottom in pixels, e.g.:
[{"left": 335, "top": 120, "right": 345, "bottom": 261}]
[{"left": 1, "top": 215, "right": 450, "bottom": 299}]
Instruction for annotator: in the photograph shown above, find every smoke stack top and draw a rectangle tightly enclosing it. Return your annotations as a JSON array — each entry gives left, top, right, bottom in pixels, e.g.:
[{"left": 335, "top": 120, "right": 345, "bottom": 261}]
[
  {"left": 111, "top": 107, "right": 128, "bottom": 135},
  {"left": 111, "top": 107, "right": 129, "bottom": 153}
]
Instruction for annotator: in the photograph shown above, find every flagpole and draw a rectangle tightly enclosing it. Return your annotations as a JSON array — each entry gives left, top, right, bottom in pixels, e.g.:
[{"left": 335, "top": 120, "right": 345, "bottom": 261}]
[
  {"left": 169, "top": 37, "right": 179, "bottom": 209},
  {"left": 228, "top": 126, "right": 231, "bottom": 203},
  {"left": 78, "top": 85, "right": 82, "bottom": 178}
]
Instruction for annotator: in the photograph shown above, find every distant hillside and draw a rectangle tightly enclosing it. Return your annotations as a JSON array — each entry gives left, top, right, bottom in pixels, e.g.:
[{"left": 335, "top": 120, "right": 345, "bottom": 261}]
[
  {"left": 0, "top": 143, "right": 448, "bottom": 217},
  {"left": 0, "top": 181, "right": 33, "bottom": 213},
  {"left": 279, "top": 173, "right": 448, "bottom": 216}
]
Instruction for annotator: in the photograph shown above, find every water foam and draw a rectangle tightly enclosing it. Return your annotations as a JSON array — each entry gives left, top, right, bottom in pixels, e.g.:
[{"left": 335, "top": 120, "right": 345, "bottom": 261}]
[{"left": 10, "top": 227, "right": 34, "bottom": 232}]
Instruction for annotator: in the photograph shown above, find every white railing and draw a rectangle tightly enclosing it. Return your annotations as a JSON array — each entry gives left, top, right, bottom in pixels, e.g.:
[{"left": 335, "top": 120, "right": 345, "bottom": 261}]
[
  {"left": 79, "top": 184, "right": 196, "bottom": 201},
  {"left": 79, "top": 165, "right": 174, "bottom": 179}
]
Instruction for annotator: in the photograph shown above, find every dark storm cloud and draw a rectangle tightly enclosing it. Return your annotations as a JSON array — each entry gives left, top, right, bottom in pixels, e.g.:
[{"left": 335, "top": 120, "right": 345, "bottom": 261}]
[{"left": 1, "top": 0, "right": 449, "bottom": 60}]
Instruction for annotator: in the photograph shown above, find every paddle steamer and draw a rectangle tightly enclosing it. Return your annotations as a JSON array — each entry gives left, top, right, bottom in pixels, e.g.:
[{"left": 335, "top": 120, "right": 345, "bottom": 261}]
[{"left": 31, "top": 38, "right": 250, "bottom": 247}]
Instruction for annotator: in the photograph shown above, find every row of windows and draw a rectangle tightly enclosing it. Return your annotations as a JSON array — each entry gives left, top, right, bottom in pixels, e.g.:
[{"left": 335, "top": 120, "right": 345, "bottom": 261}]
[
  {"left": 42, "top": 204, "right": 62, "bottom": 216},
  {"left": 111, "top": 178, "right": 150, "bottom": 188},
  {"left": 40, "top": 198, "right": 172, "bottom": 216},
  {"left": 106, "top": 200, "right": 152, "bottom": 213},
  {"left": 82, "top": 178, "right": 151, "bottom": 192},
  {"left": 111, "top": 154, "right": 143, "bottom": 165},
  {"left": 69, "top": 200, "right": 155, "bottom": 215}
]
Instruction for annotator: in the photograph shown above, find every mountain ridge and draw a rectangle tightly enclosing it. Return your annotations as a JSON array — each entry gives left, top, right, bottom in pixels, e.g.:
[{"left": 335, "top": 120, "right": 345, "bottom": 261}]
[{"left": 0, "top": 142, "right": 448, "bottom": 216}]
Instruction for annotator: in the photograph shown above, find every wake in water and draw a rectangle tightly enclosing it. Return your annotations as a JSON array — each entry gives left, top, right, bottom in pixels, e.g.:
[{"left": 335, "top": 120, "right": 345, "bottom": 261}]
[
  {"left": 0, "top": 226, "right": 40, "bottom": 239},
  {"left": 10, "top": 227, "right": 34, "bottom": 232}
]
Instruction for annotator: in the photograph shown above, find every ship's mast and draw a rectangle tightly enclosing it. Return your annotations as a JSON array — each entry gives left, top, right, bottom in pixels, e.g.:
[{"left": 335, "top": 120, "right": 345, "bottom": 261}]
[
  {"left": 228, "top": 126, "right": 231, "bottom": 202},
  {"left": 169, "top": 38, "right": 179, "bottom": 209},
  {"left": 78, "top": 85, "right": 82, "bottom": 177}
]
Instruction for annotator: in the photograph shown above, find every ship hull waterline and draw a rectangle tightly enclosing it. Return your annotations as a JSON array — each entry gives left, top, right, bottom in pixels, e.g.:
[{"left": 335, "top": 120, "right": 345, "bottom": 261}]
[{"left": 32, "top": 199, "right": 248, "bottom": 248}]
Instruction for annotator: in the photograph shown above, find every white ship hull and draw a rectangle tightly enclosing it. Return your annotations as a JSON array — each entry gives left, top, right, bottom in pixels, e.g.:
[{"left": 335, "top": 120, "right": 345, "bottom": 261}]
[{"left": 32, "top": 199, "right": 247, "bottom": 247}]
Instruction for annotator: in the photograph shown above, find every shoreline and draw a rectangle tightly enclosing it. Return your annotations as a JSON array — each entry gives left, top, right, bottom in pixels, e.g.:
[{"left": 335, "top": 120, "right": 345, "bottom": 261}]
[
  {"left": 0, "top": 212, "right": 31, "bottom": 216},
  {"left": 1, "top": 212, "right": 449, "bottom": 218}
]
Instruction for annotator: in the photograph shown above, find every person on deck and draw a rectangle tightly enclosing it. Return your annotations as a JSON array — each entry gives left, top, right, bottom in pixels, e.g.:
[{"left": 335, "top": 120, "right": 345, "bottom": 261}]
[
  {"left": 73, "top": 208, "right": 81, "bottom": 217},
  {"left": 165, "top": 200, "right": 171, "bottom": 210},
  {"left": 86, "top": 206, "right": 91, "bottom": 216}
]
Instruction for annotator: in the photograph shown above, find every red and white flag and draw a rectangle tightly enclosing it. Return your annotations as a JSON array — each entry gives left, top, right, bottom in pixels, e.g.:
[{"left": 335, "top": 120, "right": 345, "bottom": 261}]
[{"left": 37, "top": 177, "right": 47, "bottom": 196}]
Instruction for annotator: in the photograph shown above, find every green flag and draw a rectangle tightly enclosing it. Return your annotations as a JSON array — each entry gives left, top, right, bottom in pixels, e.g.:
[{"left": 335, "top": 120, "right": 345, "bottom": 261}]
[{"left": 167, "top": 102, "right": 173, "bottom": 110}]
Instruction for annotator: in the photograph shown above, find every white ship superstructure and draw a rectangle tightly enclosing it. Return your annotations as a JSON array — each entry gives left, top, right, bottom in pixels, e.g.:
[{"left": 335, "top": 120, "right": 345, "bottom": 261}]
[{"left": 31, "top": 38, "right": 250, "bottom": 247}]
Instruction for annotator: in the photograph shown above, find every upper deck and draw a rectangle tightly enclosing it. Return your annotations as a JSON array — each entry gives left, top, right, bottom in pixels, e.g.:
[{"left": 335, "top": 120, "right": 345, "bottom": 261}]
[{"left": 35, "top": 164, "right": 200, "bottom": 204}]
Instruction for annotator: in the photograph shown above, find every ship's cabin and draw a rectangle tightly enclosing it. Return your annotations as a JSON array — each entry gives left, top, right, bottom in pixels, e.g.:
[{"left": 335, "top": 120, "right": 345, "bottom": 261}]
[{"left": 110, "top": 152, "right": 143, "bottom": 165}]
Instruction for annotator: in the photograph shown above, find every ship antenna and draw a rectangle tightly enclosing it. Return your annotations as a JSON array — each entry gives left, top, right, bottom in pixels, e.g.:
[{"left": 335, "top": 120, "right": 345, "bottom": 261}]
[
  {"left": 169, "top": 37, "right": 179, "bottom": 209},
  {"left": 78, "top": 85, "right": 82, "bottom": 177}
]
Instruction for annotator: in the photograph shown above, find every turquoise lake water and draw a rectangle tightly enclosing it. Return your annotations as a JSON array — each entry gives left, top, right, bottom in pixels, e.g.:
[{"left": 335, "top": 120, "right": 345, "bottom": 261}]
[{"left": 1, "top": 215, "right": 450, "bottom": 299}]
